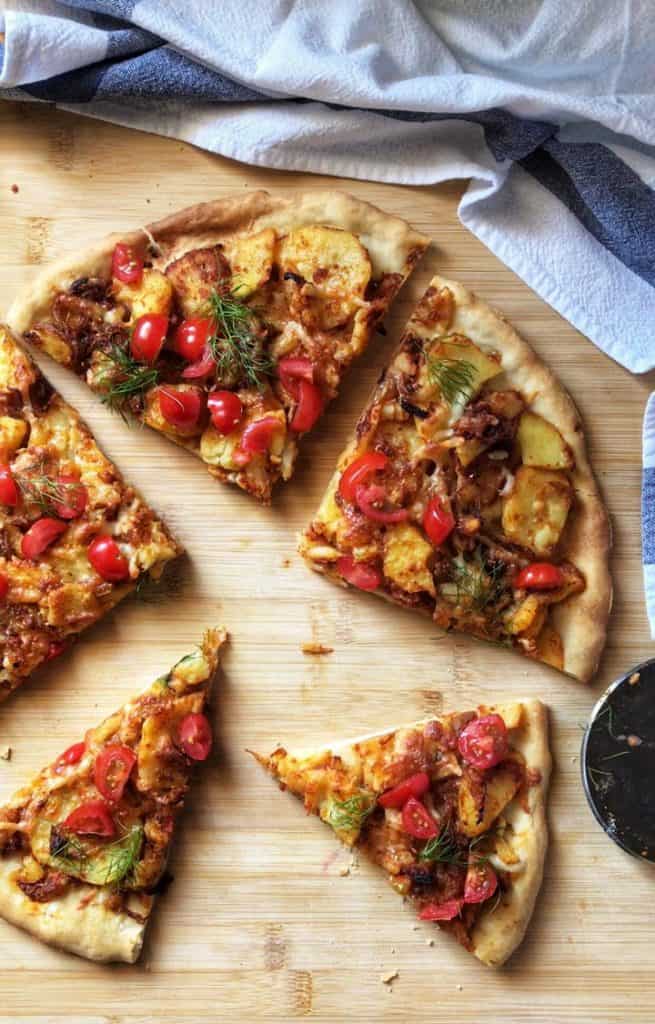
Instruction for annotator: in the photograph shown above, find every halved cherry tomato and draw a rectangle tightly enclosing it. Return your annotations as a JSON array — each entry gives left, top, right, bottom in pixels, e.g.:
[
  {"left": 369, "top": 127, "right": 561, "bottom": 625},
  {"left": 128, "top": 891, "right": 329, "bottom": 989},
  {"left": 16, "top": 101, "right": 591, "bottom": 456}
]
[
  {"left": 233, "top": 416, "right": 281, "bottom": 465},
  {"left": 53, "top": 475, "right": 87, "bottom": 520},
  {"left": 63, "top": 799, "right": 115, "bottom": 838},
  {"left": 423, "top": 495, "right": 455, "bottom": 547},
  {"left": 208, "top": 390, "right": 243, "bottom": 435},
  {"left": 339, "top": 452, "right": 388, "bottom": 504},
  {"left": 355, "top": 483, "right": 409, "bottom": 524},
  {"left": 130, "top": 313, "right": 168, "bottom": 364},
  {"left": 158, "top": 387, "right": 204, "bottom": 429},
  {"left": 0, "top": 573, "right": 8, "bottom": 601},
  {"left": 278, "top": 357, "right": 314, "bottom": 399},
  {"left": 0, "top": 464, "right": 18, "bottom": 507},
  {"left": 181, "top": 345, "right": 217, "bottom": 379},
  {"left": 457, "top": 714, "right": 509, "bottom": 771},
  {"left": 55, "top": 741, "right": 85, "bottom": 770},
  {"left": 419, "top": 898, "right": 463, "bottom": 921},
  {"left": 464, "top": 859, "right": 498, "bottom": 904},
  {"left": 379, "top": 772, "right": 430, "bottom": 810},
  {"left": 178, "top": 713, "right": 212, "bottom": 761},
  {"left": 174, "top": 318, "right": 213, "bottom": 362},
  {"left": 94, "top": 744, "right": 136, "bottom": 803},
  {"left": 401, "top": 797, "right": 439, "bottom": 839},
  {"left": 337, "top": 555, "right": 382, "bottom": 591},
  {"left": 87, "top": 535, "right": 130, "bottom": 582},
  {"left": 21, "top": 518, "right": 67, "bottom": 560},
  {"left": 290, "top": 379, "right": 323, "bottom": 433},
  {"left": 45, "top": 641, "right": 67, "bottom": 661},
  {"left": 111, "top": 242, "right": 143, "bottom": 285},
  {"left": 515, "top": 562, "right": 564, "bottom": 591}
]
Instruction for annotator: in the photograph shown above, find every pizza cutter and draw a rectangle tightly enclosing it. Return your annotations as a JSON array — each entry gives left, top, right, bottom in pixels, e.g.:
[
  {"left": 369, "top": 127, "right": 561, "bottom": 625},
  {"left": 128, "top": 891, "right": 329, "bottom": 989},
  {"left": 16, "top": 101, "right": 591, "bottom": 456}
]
[{"left": 581, "top": 657, "right": 655, "bottom": 862}]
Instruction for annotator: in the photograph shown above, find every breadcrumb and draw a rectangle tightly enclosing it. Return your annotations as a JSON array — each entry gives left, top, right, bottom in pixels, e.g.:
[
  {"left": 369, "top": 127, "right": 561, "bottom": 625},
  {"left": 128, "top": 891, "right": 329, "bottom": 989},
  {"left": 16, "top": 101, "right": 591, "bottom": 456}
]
[
  {"left": 301, "top": 642, "right": 334, "bottom": 656},
  {"left": 381, "top": 971, "right": 398, "bottom": 985},
  {"left": 0, "top": 747, "right": 12, "bottom": 761}
]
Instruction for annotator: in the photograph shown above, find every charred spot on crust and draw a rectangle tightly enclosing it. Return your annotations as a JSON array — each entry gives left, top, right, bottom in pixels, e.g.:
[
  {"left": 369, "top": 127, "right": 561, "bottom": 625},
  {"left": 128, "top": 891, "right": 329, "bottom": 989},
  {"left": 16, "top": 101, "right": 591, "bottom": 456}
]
[{"left": 28, "top": 373, "right": 55, "bottom": 414}]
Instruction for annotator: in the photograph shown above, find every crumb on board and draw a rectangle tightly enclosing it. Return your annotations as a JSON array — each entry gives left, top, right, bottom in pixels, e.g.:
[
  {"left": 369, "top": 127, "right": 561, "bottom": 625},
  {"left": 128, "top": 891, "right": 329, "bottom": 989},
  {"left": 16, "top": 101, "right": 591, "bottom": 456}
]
[
  {"left": 338, "top": 865, "right": 350, "bottom": 877},
  {"left": 301, "top": 642, "right": 334, "bottom": 656},
  {"left": 0, "top": 747, "right": 12, "bottom": 761},
  {"left": 629, "top": 672, "right": 640, "bottom": 685},
  {"left": 426, "top": 938, "right": 434, "bottom": 946},
  {"left": 456, "top": 984, "right": 463, "bottom": 991},
  {"left": 381, "top": 971, "right": 398, "bottom": 986},
  {"left": 10, "top": 184, "right": 19, "bottom": 194}
]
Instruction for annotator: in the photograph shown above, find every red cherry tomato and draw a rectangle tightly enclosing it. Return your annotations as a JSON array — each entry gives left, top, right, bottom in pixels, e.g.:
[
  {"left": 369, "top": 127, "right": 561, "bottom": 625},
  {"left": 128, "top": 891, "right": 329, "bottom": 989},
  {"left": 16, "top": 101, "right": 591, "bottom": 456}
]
[
  {"left": 354, "top": 483, "right": 409, "bottom": 524},
  {"left": 181, "top": 345, "right": 217, "bottom": 379},
  {"left": 379, "top": 772, "right": 430, "bottom": 810},
  {"left": 111, "top": 242, "right": 143, "bottom": 285},
  {"left": 158, "top": 387, "right": 204, "bottom": 429},
  {"left": 178, "top": 713, "right": 212, "bottom": 761},
  {"left": 419, "top": 898, "right": 463, "bottom": 921},
  {"left": 464, "top": 859, "right": 498, "bottom": 904},
  {"left": 233, "top": 417, "right": 281, "bottom": 465},
  {"left": 457, "top": 714, "right": 509, "bottom": 771},
  {"left": 278, "top": 357, "right": 315, "bottom": 399},
  {"left": 21, "top": 518, "right": 67, "bottom": 560},
  {"left": 290, "top": 379, "right": 323, "bottom": 433},
  {"left": 0, "top": 573, "right": 8, "bottom": 601},
  {"left": 53, "top": 475, "right": 87, "bottom": 520},
  {"left": 515, "top": 562, "right": 564, "bottom": 591},
  {"left": 55, "top": 741, "right": 86, "bottom": 770},
  {"left": 45, "top": 641, "right": 67, "bottom": 662},
  {"left": 208, "top": 390, "right": 243, "bottom": 435},
  {"left": 174, "top": 318, "right": 213, "bottom": 362},
  {"left": 63, "top": 799, "right": 115, "bottom": 838},
  {"left": 401, "top": 797, "right": 439, "bottom": 839},
  {"left": 87, "top": 535, "right": 130, "bottom": 582},
  {"left": 94, "top": 744, "right": 137, "bottom": 803},
  {"left": 130, "top": 313, "right": 168, "bottom": 364},
  {"left": 337, "top": 555, "right": 382, "bottom": 592},
  {"left": 339, "top": 452, "right": 388, "bottom": 504},
  {"left": 0, "top": 464, "right": 19, "bottom": 507},
  {"left": 423, "top": 496, "right": 455, "bottom": 547}
]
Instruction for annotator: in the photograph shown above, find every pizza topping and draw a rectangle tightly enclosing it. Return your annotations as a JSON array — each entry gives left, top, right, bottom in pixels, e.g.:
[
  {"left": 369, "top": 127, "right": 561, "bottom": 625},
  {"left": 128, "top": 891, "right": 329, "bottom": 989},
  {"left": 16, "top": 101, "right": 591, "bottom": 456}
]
[
  {"left": 401, "top": 797, "right": 439, "bottom": 839},
  {"left": 463, "top": 858, "right": 498, "bottom": 904},
  {"left": 515, "top": 562, "right": 564, "bottom": 591},
  {"left": 87, "top": 535, "right": 130, "bottom": 582},
  {"left": 290, "top": 379, "right": 323, "bottom": 433},
  {"left": 94, "top": 744, "right": 137, "bottom": 802},
  {"left": 207, "top": 290, "right": 274, "bottom": 391},
  {"left": 423, "top": 496, "right": 455, "bottom": 546},
  {"left": 234, "top": 417, "right": 282, "bottom": 464},
  {"left": 18, "top": 869, "right": 71, "bottom": 904},
  {"left": 130, "top": 313, "right": 168, "bottom": 364},
  {"left": 181, "top": 345, "right": 217, "bottom": 380},
  {"left": 339, "top": 452, "right": 388, "bottom": 504},
  {"left": 174, "top": 317, "right": 214, "bottom": 362},
  {"left": 278, "top": 357, "right": 315, "bottom": 397},
  {"left": 178, "top": 713, "right": 212, "bottom": 761},
  {"left": 111, "top": 242, "right": 143, "bottom": 285},
  {"left": 0, "top": 464, "right": 19, "bottom": 506},
  {"left": 52, "top": 475, "right": 87, "bottom": 519},
  {"left": 355, "top": 482, "right": 409, "bottom": 524},
  {"left": 158, "top": 386, "right": 204, "bottom": 429},
  {"left": 337, "top": 555, "right": 381, "bottom": 591},
  {"left": 0, "top": 573, "right": 8, "bottom": 601},
  {"left": 419, "top": 898, "right": 464, "bottom": 921},
  {"left": 99, "top": 342, "right": 160, "bottom": 417},
  {"left": 207, "top": 390, "right": 243, "bottom": 435},
  {"left": 457, "top": 714, "right": 509, "bottom": 771},
  {"left": 63, "top": 800, "right": 116, "bottom": 838},
  {"left": 55, "top": 741, "right": 86, "bottom": 770},
  {"left": 21, "top": 517, "right": 67, "bottom": 560},
  {"left": 379, "top": 771, "right": 430, "bottom": 809}
]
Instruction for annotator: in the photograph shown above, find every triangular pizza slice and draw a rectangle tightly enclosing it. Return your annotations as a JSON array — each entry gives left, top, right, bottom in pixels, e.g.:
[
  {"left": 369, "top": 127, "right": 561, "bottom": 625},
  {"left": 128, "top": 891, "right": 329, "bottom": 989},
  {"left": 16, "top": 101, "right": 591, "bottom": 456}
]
[
  {"left": 7, "top": 191, "right": 429, "bottom": 503},
  {"left": 299, "top": 275, "right": 611, "bottom": 681},
  {"left": 0, "top": 326, "right": 180, "bottom": 701},
  {"left": 0, "top": 627, "right": 225, "bottom": 963},
  {"left": 255, "top": 700, "right": 550, "bottom": 966}
]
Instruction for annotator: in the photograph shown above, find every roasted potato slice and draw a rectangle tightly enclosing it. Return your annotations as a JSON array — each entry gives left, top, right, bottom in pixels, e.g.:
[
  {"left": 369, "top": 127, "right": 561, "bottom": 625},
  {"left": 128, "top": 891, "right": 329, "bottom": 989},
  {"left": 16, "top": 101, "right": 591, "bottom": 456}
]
[
  {"left": 383, "top": 523, "right": 435, "bottom": 596},
  {"left": 165, "top": 245, "right": 230, "bottom": 317},
  {"left": 278, "top": 226, "right": 372, "bottom": 327},
  {"left": 534, "top": 622, "right": 564, "bottom": 670},
  {"left": 421, "top": 334, "right": 501, "bottom": 410},
  {"left": 505, "top": 594, "right": 548, "bottom": 637},
  {"left": 518, "top": 411, "right": 574, "bottom": 470},
  {"left": 458, "top": 763, "right": 522, "bottom": 837},
  {"left": 501, "top": 466, "right": 573, "bottom": 557},
  {"left": 228, "top": 228, "right": 276, "bottom": 298},
  {"left": 113, "top": 268, "right": 173, "bottom": 322},
  {"left": 0, "top": 416, "right": 27, "bottom": 458},
  {"left": 143, "top": 384, "right": 205, "bottom": 439}
]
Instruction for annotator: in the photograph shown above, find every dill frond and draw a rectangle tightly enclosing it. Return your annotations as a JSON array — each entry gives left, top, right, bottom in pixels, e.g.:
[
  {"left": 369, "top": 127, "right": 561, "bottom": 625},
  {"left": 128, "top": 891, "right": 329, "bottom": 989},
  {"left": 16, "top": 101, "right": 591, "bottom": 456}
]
[{"left": 207, "top": 290, "right": 274, "bottom": 391}]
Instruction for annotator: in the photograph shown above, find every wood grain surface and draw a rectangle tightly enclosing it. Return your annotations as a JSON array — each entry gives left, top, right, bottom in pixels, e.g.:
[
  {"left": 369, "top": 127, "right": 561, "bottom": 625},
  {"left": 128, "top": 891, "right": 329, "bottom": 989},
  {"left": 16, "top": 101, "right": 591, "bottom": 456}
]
[{"left": 0, "top": 99, "right": 654, "bottom": 1024}]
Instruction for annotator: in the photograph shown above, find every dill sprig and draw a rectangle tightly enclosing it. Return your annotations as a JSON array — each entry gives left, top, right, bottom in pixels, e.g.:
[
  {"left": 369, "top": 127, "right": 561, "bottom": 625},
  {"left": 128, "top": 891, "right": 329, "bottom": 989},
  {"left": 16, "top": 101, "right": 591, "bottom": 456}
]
[
  {"left": 326, "top": 793, "right": 375, "bottom": 832},
  {"left": 419, "top": 829, "right": 467, "bottom": 866},
  {"left": 15, "top": 467, "right": 79, "bottom": 515},
  {"left": 99, "top": 342, "right": 159, "bottom": 419},
  {"left": 427, "top": 354, "right": 476, "bottom": 406},
  {"left": 207, "top": 290, "right": 274, "bottom": 391},
  {"left": 50, "top": 822, "right": 144, "bottom": 886},
  {"left": 99, "top": 825, "right": 144, "bottom": 885},
  {"left": 451, "top": 557, "right": 507, "bottom": 612}
]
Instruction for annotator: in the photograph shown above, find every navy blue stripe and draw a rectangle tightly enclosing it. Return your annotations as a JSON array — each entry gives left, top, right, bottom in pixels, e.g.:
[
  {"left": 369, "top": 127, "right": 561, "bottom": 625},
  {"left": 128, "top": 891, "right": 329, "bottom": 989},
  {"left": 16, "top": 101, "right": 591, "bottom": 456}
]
[{"left": 644, "top": 467, "right": 655, "bottom": 564}]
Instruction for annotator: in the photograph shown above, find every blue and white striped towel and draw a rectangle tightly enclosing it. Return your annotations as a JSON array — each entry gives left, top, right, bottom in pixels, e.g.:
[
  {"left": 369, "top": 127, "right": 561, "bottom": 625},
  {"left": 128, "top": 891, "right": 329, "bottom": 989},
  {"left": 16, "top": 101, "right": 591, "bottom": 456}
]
[{"left": 644, "top": 395, "right": 655, "bottom": 639}]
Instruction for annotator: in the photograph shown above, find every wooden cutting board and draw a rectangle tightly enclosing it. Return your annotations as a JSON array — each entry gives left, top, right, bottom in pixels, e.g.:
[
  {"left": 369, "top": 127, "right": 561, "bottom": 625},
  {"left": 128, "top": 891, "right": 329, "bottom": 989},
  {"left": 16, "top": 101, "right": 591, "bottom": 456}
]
[{"left": 0, "top": 99, "right": 653, "bottom": 1024}]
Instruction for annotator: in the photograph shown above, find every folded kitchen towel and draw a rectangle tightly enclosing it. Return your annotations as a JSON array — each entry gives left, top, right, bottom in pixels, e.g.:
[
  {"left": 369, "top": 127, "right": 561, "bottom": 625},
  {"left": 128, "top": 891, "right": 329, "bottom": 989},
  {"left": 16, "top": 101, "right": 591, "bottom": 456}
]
[
  {"left": 644, "top": 394, "right": 655, "bottom": 639},
  {"left": 1, "top": 0, "right": 654, "bottom": 373}
]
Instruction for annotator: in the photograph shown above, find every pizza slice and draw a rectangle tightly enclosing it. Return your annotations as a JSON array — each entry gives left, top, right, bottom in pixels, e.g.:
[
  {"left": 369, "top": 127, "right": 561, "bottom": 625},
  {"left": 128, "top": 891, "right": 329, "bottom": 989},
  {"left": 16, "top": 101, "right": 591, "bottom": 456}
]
[
  {"left": 254, "top": 700, "right": 550, "bottom": 967},
  {"left": 7, "top": 191, "right": 429, "bottom": 503},
  {"left": 0, "top": 326, "right": 181, "bottom": 701},
  {"left": 299, "top": 276, "right": 611, "bottom": 681},
  {"left": 0, "top": 627, "right": 225, "bottom": 963}
]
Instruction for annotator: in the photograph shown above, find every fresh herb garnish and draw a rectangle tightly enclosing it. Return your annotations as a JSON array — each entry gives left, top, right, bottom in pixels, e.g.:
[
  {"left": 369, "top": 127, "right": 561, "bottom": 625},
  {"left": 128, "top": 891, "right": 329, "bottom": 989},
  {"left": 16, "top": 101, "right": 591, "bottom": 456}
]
[
  {"left": 326, "top": 793, "right": 375, "bottom": 832},
  {"left": 427, "top": 352, "right": 476, "bottom": 406},
  {"left": 99, "top": 342, "right": 159, "bottom": 420},
  {"left": 207, "top": 290, "right": 274, "bottom": 391},
  {"left": 49, "top": 822, "right": 144, "bottom": 886},
  {"left": 450, "top": 556, "right": 507, "bottom": 612},
  {"left": 99, "top": 825, "right": 144, "bottom": 885},
  {"left": 419, "top": 828, "right": 467, "bottom": 865},
  {"left": 15, "top": 465, "right": 78, "bottom": 515}
]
